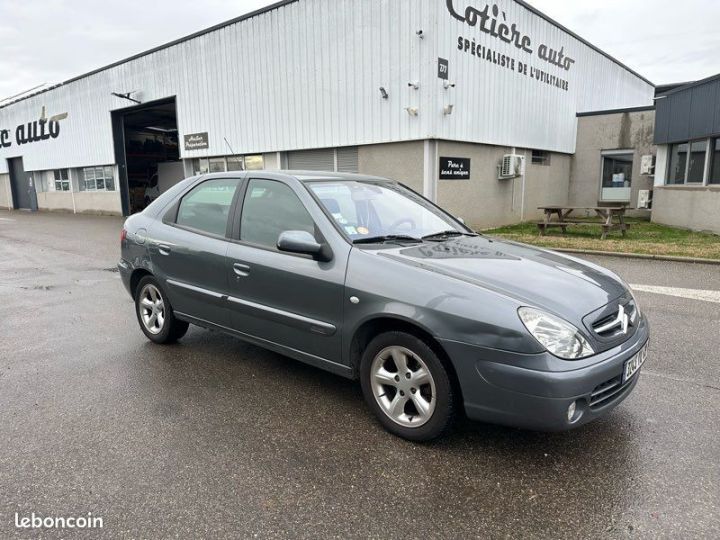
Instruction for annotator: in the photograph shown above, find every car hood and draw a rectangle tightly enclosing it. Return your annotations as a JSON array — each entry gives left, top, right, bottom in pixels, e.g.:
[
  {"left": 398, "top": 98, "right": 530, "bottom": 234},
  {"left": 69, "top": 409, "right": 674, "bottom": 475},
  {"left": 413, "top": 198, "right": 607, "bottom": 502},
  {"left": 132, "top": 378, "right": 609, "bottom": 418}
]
[{"left": 376, "top": 235, "right": 626, "bottom": 320}]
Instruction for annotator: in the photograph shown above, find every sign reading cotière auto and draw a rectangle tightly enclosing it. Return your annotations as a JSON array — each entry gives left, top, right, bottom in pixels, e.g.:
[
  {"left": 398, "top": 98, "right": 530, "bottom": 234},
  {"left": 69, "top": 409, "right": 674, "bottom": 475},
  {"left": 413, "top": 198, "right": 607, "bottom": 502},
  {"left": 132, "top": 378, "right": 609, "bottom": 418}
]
[
  {"left": 447, "top": 0, "right": 574, "bottom": 91},
  {"left": 184, "top": 132, "right": 209, "bottom": 150},
  {"left": 439, "top": 157, "right": 470, "bottom": 180},
  {"left": 0, "top": 109, "right": 67, "bottom": 149}
]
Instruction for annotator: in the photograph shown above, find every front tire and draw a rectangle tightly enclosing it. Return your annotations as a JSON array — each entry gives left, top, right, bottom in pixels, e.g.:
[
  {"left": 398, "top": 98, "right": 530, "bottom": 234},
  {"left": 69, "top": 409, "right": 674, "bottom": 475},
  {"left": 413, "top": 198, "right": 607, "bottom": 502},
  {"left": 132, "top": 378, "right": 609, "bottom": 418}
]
[
  {"left": 134, "top": 276, "right": 189, "bottom": 344},
  {"left": 360, "top": 331, "right": 456, "bottom": 441}
]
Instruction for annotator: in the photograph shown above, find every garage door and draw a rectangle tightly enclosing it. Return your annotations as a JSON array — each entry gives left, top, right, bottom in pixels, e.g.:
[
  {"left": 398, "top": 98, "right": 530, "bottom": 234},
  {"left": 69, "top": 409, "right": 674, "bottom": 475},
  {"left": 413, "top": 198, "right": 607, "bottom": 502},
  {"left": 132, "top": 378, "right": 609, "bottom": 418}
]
[{"left": 287, "top": 147, "right": 358, "bottom": 173}]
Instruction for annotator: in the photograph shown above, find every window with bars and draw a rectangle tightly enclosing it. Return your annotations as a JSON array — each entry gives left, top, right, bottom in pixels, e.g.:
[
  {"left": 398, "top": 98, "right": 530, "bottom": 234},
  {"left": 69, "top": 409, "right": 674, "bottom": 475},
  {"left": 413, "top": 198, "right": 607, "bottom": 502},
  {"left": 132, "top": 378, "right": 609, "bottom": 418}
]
[
  {"left": 531, "top": 150, "right": 551, "bottom": 166},
  {"left": 81, "top": 166, "right": 115, "bottom": 191},
  {"left": 53, "top": 169, "right": 70, "bottom": 191}
]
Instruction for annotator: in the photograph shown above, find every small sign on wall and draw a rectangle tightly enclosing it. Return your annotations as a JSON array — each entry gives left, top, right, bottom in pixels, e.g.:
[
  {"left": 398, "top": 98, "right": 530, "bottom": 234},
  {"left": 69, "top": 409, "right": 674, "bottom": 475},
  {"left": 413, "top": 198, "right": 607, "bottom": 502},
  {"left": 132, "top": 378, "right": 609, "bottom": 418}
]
[
  {"left": 184, "top": 132, "right": 209, "bottom": 150},
  {"left": 438, "top": 57, "right": 449, "bottom": 80},
  {"left": 439, "top": 157, "right": 470, "bottom": 180}
]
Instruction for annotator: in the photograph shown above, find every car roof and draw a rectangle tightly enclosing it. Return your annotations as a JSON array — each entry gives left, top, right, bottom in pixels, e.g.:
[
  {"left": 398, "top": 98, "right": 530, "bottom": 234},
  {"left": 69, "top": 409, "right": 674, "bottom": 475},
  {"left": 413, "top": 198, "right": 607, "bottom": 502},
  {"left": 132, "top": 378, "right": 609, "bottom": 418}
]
[{"left": 197, "top": 170, "right": 392, "bottom": 183}]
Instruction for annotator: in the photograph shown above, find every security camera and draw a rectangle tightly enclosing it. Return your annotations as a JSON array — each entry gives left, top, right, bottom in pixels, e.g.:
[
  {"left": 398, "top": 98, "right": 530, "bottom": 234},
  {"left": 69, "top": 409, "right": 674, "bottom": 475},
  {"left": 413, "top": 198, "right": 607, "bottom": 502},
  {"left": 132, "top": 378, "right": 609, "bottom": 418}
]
[
  {"left": 408, "top": 81, "right": 420, "bottom": 90},
  {"left": 405, "top": 107, "right": 419, "bottom": 116},
  {"left": 443, "top": 104, "right": 454, "bottom": 115},
  {"left": 379, "top": 87, "right": 389, "bottom": 99},
  {"left": 443, "top": 81, "right": 456, "bottom": 89},
  {"left": 416, "top": 29, "right": 424, "bottom": 39}
]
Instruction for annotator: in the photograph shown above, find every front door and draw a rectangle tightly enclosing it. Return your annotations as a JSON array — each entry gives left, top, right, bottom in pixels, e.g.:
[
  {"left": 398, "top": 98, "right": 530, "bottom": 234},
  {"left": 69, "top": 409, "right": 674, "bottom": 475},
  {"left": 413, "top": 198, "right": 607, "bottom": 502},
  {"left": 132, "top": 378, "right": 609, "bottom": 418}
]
[
  {"left": 8, "top": 157, "right": 33, "bottom": 210},
  {"left": 225, "top": 177, "right": 349, "bottom": 364},
  {"left": 149, "top": 176, "right": 242, "bottom": 327}
]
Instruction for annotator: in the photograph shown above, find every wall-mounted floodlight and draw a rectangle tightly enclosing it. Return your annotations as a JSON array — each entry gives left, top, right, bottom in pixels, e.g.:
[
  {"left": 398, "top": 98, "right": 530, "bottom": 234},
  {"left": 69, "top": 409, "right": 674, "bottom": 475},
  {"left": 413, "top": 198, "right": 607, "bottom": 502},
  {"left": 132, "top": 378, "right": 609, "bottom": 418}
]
[
  {"left": 405, "top": 107, "right": 419, "bottom": 116},
  {"left": 408, "top": 81, "right": 420, "bottom": 90},
  {"left": 443, "top": 81, "right": 456, "bottom": 89},
  {"left": 379, "top": 87, "right": 389, "bottom": 99},
  {"left": 443, "top": 104, "right": 454, "bottom": 115},
  {"left": 416, "top": 29, "right": 424, "bottom": 39}
]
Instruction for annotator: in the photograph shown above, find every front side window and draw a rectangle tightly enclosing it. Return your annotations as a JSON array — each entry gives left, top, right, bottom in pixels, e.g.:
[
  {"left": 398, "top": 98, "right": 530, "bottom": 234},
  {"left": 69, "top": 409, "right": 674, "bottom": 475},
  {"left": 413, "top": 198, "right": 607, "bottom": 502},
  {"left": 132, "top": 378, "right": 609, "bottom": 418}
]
[
  {"left": 240, "top": 179, "right": 315, "bottom": 249},
  {"left": 710, "top": 139, "right": 720, "bottom": 185},
  {"left": 176, "top": 178, "right": 239, "bottom": 236},
  {"left": 54, "top": 169, "right": 70, "bottom": 191},
  {"left": 81, "top": 166, "right": 115, "bottom": 191},
  {"left": 687, "top": 140, "right": 707, "bottom": 183},
  {"left": 309, "top": 181, "right": 461, "bottom": 241}
]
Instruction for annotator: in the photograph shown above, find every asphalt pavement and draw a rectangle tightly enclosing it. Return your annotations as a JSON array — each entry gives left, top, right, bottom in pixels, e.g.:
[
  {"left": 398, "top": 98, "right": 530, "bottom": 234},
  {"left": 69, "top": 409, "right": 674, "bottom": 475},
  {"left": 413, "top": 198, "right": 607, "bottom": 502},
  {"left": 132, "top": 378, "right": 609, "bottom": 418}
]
[{"left": 0, "top": 210, "right": 718, "bottom": 539}]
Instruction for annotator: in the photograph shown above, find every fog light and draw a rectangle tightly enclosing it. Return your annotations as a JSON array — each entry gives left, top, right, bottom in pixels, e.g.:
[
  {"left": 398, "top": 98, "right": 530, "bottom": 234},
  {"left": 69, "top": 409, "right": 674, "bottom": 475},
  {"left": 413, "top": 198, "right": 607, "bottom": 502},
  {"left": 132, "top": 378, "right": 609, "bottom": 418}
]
[{"left": 567, "top": 401, "right": 577, "bottom": 422}]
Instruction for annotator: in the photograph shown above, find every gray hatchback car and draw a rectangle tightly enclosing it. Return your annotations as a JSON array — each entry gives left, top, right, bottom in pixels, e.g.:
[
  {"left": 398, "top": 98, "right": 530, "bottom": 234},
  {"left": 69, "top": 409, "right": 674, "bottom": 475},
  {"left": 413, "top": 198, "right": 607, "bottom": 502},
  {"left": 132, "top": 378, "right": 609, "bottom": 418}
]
[{"left": 119, "top": 171, "right": 649, "bottom": 440}]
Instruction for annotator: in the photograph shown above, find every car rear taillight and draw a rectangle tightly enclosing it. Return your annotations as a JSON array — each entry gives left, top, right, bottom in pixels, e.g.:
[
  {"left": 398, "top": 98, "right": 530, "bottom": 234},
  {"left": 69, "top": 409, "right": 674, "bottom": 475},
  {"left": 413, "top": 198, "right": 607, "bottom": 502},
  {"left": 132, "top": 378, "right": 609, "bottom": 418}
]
[{"left": 120, "top": 228, "right": 127, "bottom": 243}]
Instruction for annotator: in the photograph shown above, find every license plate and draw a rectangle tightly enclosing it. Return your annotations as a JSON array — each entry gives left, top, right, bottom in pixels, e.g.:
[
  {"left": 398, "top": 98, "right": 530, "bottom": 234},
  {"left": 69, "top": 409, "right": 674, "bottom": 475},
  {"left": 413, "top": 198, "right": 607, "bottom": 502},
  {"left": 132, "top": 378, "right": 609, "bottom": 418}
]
[{"left": 623, "top": 342, "right": 648, "bottom": 382}]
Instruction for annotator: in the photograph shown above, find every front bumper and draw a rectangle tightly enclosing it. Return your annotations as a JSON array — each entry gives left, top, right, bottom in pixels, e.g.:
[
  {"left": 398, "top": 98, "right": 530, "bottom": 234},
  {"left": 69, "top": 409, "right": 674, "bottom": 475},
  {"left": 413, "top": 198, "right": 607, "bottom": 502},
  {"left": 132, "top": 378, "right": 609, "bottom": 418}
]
[{"left": 440, "top": 316, "right": 650, "bottom": 431}]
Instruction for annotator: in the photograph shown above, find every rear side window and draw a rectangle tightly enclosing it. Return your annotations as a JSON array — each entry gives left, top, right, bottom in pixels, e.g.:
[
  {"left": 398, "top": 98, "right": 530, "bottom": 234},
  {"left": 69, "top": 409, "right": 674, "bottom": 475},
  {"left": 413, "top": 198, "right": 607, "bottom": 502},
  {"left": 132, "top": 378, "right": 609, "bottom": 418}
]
[
  {"left": 240, "top": 179, "right": 316, "bottom": 249},
  {"left": 176, "top": 178, "right": 239, "bottom": 236}
]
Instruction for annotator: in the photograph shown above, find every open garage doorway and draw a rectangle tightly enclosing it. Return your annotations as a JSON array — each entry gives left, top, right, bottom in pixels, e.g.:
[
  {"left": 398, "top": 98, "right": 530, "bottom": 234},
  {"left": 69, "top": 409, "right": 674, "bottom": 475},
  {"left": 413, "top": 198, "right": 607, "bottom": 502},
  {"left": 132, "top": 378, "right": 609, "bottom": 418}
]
[{"left": 112, "top": 98, "right": 182, "bottom": 215}]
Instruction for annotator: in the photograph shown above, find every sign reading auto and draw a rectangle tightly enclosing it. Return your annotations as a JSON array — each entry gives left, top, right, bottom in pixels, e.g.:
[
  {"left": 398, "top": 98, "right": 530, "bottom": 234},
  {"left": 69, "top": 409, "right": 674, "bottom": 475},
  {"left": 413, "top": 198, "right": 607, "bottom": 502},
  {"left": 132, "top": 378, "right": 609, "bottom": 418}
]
[
  {"left": 0, "top": 109, "right": 67, "bottom": 148},
  {"left": 447, "top": 0, "right": 574, "bottom": 91}
]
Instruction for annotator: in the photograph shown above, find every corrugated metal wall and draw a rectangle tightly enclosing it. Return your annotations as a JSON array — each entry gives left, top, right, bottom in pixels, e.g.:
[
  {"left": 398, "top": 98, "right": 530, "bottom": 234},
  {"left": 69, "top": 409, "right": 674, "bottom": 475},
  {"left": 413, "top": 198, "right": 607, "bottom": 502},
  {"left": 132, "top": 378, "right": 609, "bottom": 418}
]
[
  {"left": 654, "top": 76, "right": 720, "bottom": 144},
  {"left": 0, "top": 0, "right": 654, "bottom": 175}
]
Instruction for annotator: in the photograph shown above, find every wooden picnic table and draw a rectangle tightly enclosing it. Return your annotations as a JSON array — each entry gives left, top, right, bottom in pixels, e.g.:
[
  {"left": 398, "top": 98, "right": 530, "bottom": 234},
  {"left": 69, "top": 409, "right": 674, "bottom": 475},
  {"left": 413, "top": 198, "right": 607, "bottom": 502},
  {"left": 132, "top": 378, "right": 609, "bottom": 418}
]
[{"left": 537, "top": 205, "right": 630, "bottom": 240}]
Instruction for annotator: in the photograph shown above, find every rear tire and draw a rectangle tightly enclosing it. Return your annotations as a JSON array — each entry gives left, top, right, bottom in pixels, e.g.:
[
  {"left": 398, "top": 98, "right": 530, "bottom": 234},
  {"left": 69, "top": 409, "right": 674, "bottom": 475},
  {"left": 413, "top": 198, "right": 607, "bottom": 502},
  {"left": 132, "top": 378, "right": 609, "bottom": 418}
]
[
  {"left": 134, "top": 276, "right": 189, "bottom": 344},
  {"left": 360, "top": 331, "right": 455, "bottom": 441}
]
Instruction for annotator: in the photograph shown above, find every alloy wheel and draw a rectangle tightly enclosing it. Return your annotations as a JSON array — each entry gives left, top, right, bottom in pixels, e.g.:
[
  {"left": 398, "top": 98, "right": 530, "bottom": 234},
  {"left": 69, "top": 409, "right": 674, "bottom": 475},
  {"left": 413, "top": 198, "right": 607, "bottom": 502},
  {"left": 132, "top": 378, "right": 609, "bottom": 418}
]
[
  {"left": 139, "top": 284, "right": 165, "bottom": 335},
  {"left": 370, "top": 345, "right": 437, "bottom": 427}
]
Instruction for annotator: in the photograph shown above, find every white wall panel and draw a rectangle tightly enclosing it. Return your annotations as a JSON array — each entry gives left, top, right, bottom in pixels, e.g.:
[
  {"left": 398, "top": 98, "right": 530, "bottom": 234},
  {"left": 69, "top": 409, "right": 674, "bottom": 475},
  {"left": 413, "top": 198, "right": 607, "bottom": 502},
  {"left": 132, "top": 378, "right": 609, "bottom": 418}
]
[
  {"left": 434, "top": 0, "right": 653, "bottom": 152},
  {"left": 0, "top": 0, "right": 653, "bottom": 175}
]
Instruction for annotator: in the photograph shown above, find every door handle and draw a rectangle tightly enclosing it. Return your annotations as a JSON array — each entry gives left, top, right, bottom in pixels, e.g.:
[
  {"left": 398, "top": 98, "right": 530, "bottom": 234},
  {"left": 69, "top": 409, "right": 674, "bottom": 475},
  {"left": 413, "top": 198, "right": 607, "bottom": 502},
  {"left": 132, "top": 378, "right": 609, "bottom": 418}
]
[
  {"left": 233, "top": 262, "right": 250, "bottom": 277},
  {"left": 157, "top": 244, "right": 171, "bottom": 256}
]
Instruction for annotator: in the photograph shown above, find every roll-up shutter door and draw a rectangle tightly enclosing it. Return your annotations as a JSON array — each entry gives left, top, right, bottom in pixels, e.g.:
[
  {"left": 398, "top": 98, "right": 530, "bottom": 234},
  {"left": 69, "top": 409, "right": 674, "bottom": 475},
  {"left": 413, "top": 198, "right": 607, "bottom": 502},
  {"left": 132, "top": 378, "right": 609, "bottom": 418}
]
[
  {"left": 287, "top": 149, "right": 335, "bottom": 171},
  {"left": 336, "top": 147, "right": 359, "bottom": 173}
]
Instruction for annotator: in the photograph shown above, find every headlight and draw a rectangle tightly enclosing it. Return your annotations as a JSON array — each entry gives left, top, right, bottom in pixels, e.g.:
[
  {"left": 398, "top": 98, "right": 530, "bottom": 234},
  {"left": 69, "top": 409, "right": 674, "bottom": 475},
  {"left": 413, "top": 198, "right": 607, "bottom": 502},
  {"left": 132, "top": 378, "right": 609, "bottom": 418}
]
[
  {"left": 518, "top": 307, "right": 594, "bottom": 359},
  {"left": 628, "top": 287, "right": 641, "bottom": 321}
]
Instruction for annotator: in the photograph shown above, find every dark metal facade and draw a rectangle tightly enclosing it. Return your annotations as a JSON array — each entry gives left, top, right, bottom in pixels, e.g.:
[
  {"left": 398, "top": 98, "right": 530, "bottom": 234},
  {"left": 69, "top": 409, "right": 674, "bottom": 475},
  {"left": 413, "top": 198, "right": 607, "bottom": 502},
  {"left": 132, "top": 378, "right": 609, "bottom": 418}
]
[{"left": 654, "top": 74, "right": 720, "bottom": 144}]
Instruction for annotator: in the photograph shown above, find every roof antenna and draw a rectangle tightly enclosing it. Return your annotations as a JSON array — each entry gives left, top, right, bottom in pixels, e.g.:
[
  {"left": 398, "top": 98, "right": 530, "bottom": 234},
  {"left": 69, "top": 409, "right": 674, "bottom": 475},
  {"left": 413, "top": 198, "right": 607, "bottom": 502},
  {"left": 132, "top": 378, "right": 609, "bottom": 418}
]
[{"left": 223, "top": 137, "right": 236, "bottom": 156}]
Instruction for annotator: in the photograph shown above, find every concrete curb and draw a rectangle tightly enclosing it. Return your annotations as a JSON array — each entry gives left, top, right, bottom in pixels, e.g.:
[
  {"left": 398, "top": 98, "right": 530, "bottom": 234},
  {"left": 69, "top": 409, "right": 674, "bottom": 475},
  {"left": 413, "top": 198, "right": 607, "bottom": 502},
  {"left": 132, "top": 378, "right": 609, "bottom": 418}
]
[{"left": 551, "top": 247, "right": 720, "bottom": 265}]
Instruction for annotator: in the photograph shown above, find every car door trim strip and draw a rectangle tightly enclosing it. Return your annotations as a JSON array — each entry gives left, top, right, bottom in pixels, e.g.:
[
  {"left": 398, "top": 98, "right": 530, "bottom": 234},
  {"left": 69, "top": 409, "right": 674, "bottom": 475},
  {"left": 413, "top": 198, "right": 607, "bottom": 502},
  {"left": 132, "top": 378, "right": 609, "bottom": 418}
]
[
  {"left": 166, "top": 279, "right": 225, "bottom": 299},
  {"left": 226, "top": 295, "right": 337, "bottom": 336}
]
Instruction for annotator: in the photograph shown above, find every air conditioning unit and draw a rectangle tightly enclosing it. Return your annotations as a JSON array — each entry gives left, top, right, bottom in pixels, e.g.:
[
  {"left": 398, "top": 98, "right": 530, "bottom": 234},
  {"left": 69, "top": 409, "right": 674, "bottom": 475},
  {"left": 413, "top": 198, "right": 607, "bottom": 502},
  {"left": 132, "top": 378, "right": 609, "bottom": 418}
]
[
  {"left": 640, "top": 154, "right": 655, "bottom": 175},
  {"left": 637, "top": 189, "right": 652, "bottom": 209},
  {"left": 498, "top": 154, "right": 525, "bottom": 179}
]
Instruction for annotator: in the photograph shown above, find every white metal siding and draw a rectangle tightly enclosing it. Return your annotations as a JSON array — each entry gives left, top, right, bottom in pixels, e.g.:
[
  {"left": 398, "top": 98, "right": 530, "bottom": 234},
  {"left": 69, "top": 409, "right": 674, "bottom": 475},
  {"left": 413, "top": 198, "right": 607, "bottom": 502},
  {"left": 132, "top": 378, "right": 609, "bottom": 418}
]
[{"left": 0, "top": 0, "right": 653, "bottom": 175}]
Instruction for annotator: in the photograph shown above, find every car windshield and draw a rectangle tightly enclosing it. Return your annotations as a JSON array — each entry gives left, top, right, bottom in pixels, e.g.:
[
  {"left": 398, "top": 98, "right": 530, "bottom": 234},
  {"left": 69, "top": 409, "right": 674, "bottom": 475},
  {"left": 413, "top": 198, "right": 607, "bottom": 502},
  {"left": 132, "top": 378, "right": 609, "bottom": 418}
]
[{"left": 308, "top": 180, "right": 464, "bottom": 242}]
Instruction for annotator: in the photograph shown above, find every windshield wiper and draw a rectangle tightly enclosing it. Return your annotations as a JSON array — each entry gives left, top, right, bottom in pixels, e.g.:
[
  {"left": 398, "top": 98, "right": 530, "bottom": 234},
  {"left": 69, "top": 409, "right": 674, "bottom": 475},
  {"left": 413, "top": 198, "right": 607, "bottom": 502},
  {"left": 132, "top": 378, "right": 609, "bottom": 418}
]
[
  {"left": 353, "top": 234, "right": 423, "bottom": 244},
  {"left": 421, "top": 230, "right": 477, "bottom": 241}
]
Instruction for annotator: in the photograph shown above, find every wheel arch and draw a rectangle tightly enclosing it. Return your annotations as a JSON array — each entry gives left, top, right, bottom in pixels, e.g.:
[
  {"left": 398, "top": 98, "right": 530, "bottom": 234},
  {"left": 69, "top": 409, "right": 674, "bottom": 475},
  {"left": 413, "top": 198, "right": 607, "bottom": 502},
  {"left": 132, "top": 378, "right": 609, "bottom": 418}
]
[
  {"left": 129, "top": 268, "right": 154, "bottom": 299},
  {"left": 348, "top": 316, "right": 464, "bottom": 405}
]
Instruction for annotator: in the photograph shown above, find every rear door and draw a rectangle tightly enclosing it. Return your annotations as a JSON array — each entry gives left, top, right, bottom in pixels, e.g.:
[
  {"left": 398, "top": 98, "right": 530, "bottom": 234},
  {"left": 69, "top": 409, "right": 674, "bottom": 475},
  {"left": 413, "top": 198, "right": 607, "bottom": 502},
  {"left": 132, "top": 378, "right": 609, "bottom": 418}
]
[
  {"left": 149, "top": 176, "right": 242, "bottom": 327},
  {"left": 225, "top": 176, "right": 350, "bottom": 364}
]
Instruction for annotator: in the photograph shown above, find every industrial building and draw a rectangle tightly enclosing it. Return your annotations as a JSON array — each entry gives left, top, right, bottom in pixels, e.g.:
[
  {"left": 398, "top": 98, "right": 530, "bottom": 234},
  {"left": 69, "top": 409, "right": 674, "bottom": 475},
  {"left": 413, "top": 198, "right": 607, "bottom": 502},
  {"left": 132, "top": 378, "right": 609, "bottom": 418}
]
[{"left": 0, "top": 0, "right": 657, "bottom": 228}]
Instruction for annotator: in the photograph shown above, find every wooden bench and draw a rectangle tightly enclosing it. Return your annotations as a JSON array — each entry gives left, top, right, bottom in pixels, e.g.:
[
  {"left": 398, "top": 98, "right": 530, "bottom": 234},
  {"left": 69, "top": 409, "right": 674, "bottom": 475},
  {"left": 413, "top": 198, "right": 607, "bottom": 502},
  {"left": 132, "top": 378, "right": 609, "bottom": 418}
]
[{"left": 537, "top": 206, "right": 629, "bottom": 240}]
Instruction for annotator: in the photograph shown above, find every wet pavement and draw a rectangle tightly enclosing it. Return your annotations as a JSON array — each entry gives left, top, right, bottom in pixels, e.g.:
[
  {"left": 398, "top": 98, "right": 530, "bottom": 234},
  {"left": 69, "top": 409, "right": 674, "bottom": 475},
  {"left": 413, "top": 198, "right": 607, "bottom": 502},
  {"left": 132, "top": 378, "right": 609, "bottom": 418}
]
[{"left": 0, "top": 210, "right": 718, "bottom": 539}]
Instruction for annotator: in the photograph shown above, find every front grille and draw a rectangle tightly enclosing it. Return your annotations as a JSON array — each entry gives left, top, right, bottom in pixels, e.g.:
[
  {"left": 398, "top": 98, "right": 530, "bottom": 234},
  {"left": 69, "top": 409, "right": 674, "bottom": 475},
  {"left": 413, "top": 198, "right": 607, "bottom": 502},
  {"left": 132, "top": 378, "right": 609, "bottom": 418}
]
[
  {"left": 589, "top": 373, "right": 635, "bottom": 409},
  {"left": 591, "top": 300, "right": 637, "bottom": 338}
]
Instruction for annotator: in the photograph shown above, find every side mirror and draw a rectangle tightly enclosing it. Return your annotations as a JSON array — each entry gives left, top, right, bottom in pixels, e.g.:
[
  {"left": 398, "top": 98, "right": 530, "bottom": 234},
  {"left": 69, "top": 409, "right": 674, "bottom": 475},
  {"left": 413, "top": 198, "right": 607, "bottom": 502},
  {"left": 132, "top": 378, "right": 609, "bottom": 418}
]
[{"left": 277, "top": 230, "right": 332, "bottom": 261}]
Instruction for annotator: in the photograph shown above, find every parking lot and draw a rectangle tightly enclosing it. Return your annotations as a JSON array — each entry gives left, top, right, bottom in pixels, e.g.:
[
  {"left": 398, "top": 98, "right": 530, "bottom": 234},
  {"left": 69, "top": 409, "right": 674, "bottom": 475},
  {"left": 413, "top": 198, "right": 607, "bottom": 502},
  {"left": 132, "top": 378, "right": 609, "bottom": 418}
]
[{"left": 0, "top": 209, "right": 718, "bottom": 538}]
